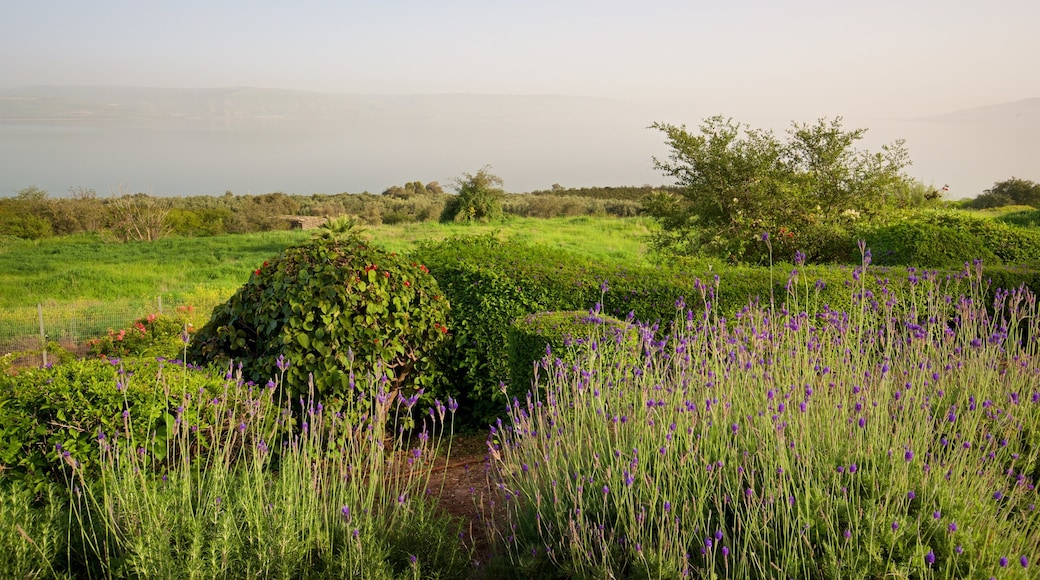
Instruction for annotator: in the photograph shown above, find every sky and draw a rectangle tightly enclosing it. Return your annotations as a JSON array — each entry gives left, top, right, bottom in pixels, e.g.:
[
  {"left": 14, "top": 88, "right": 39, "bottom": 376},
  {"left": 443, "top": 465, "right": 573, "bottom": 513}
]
[
  {"left": 1, "top": 1, "right": 1039, "bottom": 197},
  {"left": 4, "top": 0, "right": 1038, "bottom": 118}
]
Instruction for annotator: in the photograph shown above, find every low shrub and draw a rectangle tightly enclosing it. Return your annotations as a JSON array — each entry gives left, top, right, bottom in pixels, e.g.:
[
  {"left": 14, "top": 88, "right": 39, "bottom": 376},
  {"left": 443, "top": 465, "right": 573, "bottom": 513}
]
[
  {"left": 0, "top": 357, "right": 229, "bottom": 492},
  {"left": 0, "top": 350, "right": 472, "bottom": 577},
  {"left": 418, "top": 235, "right": 1040, "bottom": 426},
  {"left": 417, "top": 236, "right": 885, "bottom": 424},
  {"left": 486, "top": 261, "right": 1040, "bottom": 579},
  {"left": 998, "top": 209, "right": 1040, "bottom": 229},
  {"left": 861, "top": 211, "right": 1040, "bottom": 267}
]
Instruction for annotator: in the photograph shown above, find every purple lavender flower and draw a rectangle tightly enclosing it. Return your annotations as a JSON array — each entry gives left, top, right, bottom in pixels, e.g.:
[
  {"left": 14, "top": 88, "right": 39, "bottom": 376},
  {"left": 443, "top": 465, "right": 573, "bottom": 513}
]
[{"left": 925, "top": 550, "right": 935, "bottom": 566}]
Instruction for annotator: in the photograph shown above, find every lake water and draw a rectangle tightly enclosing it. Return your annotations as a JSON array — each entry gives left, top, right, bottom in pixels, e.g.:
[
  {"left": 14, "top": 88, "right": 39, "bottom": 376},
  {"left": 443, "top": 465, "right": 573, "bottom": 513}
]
[{"left": 1, "top": 114, "right": 1035, "bottom": 199}]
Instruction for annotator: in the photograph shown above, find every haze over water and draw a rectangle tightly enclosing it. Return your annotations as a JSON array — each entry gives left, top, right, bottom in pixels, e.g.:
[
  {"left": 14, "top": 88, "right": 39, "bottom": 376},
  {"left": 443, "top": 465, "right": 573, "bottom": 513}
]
[{"left": 2, "top": 1, "right": 1038, "bottom": 199}]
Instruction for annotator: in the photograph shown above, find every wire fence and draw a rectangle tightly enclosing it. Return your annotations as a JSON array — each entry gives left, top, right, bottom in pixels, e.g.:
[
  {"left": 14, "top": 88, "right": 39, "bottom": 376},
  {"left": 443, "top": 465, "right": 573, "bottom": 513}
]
[{"left": 0, "top": 296, "right": 222, "bottom": 368}]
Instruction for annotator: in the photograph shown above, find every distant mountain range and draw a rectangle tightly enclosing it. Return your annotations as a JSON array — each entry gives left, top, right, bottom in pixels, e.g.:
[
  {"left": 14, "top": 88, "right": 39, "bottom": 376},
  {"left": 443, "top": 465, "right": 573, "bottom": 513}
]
[
  {"left": 920, "top": 97, "right": 1040, "bottom": 125},
  {"left": 0, "top": 86, "right": 639, "bottom": 123}
]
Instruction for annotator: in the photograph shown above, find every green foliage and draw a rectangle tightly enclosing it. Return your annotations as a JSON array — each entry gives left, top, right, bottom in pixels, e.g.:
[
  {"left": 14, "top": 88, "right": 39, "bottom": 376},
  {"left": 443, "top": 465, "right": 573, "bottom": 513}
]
[
  {"left": 507, "top": 310, "right": 636, "bottom": 397},
  {"left": 968, "top": 177, "right": 1040, "bottom": 209},
  {"left": 85, "top": 312, "right": 190, "bottom": 359},
  {"left": 187, "top": 235, "right": 450, "bottom": 405},
  {"left": 0, "top": 358, "right": 228, "bottom": 492},
  {"left": 313, "top": 214, "right": 366, "bottom": 240},
  {"left": 649, "top": 116, "right": 911, "bottom": 263},
  {"left": 439, "top": 166, "right": 505, "bottom": 223},
  {"left": 15, "top": 186, "right": 48, "bottom": 202},
  {"left": 0, "top": 201, "right": 53, "bottom": 239},
  {"left": 0, "top": 483, "right": 69, "bottom": 579},
  {"left": 998, "top": 208, "right": 1040, "bottom": 229},
  {"left": 863, "top": 212, "right": 1040, "bottom": 267},
  {"left": 488, "top": 267, "right": 1040, "bottom": 579},
  {"left": 862, "top": 221, "right": 999, "bottom": 268},
  {"left": 1, "top": 354, "right": 472, "bottom": 578}
]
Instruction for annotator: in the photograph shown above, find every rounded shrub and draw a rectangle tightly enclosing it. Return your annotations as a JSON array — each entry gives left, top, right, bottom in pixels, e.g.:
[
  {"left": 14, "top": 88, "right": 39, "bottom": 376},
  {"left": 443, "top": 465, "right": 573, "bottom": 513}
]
[
  {"left": 187, "top": 235, "right": 450, "bottom": 404},
  {"left": 507, "top": 309, "right": 637, "bottom": 397}
]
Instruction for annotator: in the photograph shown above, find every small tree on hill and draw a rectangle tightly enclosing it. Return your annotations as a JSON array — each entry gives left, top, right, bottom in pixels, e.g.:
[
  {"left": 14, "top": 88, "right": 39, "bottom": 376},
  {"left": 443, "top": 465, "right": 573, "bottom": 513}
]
[{"left": 439, "top": 166, "right": 505, "bottom": 223}]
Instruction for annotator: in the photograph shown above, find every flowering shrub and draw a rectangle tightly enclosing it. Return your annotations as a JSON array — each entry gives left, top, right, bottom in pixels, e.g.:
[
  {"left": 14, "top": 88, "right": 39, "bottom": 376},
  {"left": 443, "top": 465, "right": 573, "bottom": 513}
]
[{"left": 86, "top": 312, "right": 191, "bottom": 359}]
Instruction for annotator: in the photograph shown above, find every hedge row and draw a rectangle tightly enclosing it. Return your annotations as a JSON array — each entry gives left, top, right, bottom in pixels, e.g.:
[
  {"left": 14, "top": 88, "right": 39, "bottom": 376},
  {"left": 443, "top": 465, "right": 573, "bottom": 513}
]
[
  {"left": 416, "top": 235, "right": 1039, "bottom": 425},
  {"left": 860, "top": 211, "right": 1040, "bottom": 268}
]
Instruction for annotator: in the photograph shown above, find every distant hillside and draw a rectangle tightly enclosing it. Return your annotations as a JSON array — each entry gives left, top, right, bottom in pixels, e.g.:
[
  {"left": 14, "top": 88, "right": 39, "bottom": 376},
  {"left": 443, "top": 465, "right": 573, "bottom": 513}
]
[
  {"left": 922, "top": 97, "right": 1040, "bottom": 125},
  {"left": 0, "top": 86, "right": 638, "bottom": 123}
]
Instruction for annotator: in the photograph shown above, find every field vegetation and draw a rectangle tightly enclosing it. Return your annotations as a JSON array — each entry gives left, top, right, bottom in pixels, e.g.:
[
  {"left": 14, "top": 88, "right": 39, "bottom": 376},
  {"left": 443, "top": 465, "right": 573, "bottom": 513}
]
[{"left": 2, "top": 117, "right": 1040, "bottom": 577}]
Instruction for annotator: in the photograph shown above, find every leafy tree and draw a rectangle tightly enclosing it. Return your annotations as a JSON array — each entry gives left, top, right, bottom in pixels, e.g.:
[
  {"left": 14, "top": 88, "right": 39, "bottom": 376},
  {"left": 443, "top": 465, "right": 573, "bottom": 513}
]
[
  {"left": 648, "top": 116, "right": 912, "bottom": 262},
  {"left": 985, "top": 177, "right": 1040, "bottom": 207},
  {"left": 439, "top": 166, "right": 505, "bottom": 223},
  {"left": 425, "top": 181, "right": 445, "bottom": 195},
  {"left": 15, "top": 186, "right": 48, "bottom": 201}
]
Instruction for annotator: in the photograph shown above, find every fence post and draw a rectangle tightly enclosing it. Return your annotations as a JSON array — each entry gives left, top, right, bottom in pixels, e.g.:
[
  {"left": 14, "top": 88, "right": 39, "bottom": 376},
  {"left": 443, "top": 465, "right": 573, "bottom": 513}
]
[
  {"left": 38, "top": 303, "right": 47, "bottom": 368},
  {"left": 157, "top": 295, "right": 163, "bottom": 315}
]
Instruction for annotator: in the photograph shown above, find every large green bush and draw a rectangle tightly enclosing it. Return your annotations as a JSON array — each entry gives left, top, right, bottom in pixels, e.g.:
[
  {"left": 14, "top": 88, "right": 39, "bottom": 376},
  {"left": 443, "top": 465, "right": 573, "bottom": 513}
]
[{"left": 187, "top": 235, "right": 450, "bottom": 405}]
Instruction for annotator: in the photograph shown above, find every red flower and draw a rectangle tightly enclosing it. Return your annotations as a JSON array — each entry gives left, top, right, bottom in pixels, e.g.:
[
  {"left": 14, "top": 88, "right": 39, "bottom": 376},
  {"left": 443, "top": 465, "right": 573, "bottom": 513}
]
[{"left": 254, "top": 269, "right": 261, "bottom": 276}]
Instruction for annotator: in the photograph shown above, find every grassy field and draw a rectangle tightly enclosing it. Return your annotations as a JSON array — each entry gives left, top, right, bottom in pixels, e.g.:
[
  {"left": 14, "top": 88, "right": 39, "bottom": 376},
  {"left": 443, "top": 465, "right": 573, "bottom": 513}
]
[{"left": 0, "top": 216, "right": 656, "bottom": 310}]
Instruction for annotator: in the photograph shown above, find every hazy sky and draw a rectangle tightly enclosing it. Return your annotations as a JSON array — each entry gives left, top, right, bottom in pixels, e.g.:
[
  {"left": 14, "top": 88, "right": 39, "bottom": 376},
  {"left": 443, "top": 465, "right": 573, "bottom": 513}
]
[{"left": 4, "top": 0, "right": 1039, "bottom": 118}]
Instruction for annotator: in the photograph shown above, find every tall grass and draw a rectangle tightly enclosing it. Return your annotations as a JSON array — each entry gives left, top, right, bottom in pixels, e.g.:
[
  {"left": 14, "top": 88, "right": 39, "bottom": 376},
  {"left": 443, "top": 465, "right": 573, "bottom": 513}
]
[{"left": 487, "top": 257, "right": 1040, "bottom": 578}]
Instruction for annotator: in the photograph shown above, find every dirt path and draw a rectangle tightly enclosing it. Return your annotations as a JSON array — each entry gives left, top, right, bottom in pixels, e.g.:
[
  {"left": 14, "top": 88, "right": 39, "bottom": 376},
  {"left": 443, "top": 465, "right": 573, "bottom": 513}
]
[{"left": 427, "top": 434, "right": 501, "bottom": 571}]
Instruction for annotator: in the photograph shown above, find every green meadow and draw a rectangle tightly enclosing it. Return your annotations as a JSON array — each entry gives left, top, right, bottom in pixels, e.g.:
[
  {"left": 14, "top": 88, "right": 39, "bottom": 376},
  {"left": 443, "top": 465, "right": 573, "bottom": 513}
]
[{"left": 0, "top": 216, "right": 656, "bottom": 310}]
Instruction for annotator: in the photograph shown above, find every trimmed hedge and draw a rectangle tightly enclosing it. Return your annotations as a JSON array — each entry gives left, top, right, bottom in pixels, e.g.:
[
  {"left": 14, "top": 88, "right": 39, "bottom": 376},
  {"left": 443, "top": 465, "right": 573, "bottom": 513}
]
[
  {"left": 507, "top": 310, "right": 637, "bottom": 398},
  {"left": 414, "top": 236, "right": 934, "bottom": 425},
  {"left": 416, "top": 235, "right": 1040, "bottom": 425},
  {"left": 857, "top": 211, "right": 1040, "bottom": 268},
  {"left": 861, "top": 221, "right": 999, "bottom": 268}
]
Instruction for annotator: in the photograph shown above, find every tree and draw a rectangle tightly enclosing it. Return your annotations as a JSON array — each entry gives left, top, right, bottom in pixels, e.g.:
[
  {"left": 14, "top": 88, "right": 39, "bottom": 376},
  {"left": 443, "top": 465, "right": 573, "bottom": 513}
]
[
  {"left": 15, "top": 186, "right": 48, "bottom": 201},
  {"left": 648, "top": 116, "right": 912, "bottom": 262},
  {"left": 439, "top": 166, "right": 505, "bottom": 223},
  {"left": 985, "top": 177, "right": 1040, "bottom": 207},
  {"left": 107, "top": 192, "right": 172, "bottom": 242}
]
